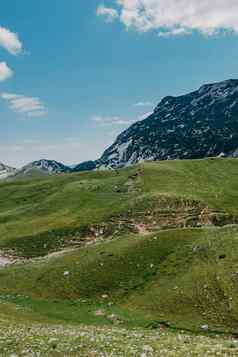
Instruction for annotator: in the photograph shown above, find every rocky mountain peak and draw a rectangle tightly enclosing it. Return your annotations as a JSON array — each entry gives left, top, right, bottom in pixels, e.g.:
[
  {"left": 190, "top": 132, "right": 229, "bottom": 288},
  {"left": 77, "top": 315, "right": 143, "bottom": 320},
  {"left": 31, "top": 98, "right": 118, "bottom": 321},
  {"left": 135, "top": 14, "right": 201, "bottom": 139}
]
[{"left": 95, "top": 79, "right": 238, "bottom": 169}]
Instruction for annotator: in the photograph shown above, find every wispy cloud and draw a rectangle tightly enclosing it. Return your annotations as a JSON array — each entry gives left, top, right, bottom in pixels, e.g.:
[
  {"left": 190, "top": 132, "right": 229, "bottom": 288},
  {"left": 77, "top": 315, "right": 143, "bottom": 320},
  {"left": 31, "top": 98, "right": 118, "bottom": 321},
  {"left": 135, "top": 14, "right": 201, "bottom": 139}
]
[
  {"left": 0, "top": 140, "right": 81, "bottom": 154},
  {"left": 0, "top": 26, "right": 23, "bottom": 55},
  {"left": 96, "top": 4, "right": 119, "bottom": 22},
  {"left": 134, "top": 101, "right": 153, "bottom": 107},
  {"left": 0, "top": 62, "right": 13, "bottom": 81},
  {"left": 27, "top": 111, "right": 48, "bottom": 118},
  {"left": 92, "top": 115, "right": 137, "bottom": 126},
  {"left": 0, "top": 138, "right": 93, "bottom": 168},
  {"left": 92, "top": 111, "right": 153, "bottom": 126},
  {"left": 97, "top": 0, "right": 238, "bottom": 37},
  {"left": 1, "top": 92, "right": 47, "bottom": 118},
  {"left": 158, "top": 28, "right": 191, "bottom": 37}
]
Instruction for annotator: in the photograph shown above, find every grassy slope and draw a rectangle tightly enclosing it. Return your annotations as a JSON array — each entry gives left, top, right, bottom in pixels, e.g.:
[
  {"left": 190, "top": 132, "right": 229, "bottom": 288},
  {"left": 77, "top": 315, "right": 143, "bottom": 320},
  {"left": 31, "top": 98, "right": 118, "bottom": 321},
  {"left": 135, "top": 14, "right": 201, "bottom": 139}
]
[
  {"left": 1, "top": 226, "right": 238, "bottom": 332},
  {"left": 142, "top": 158, "right": 238, "bottom": 213},
  {"left": 0, "top": 159, "right": 238, "bottom": 334},
  {"left": 0, "top": 167, "right": 140, "bottom": 256},
  {"left": 1, "top": 158, "right": 238, "bottom": 256}
]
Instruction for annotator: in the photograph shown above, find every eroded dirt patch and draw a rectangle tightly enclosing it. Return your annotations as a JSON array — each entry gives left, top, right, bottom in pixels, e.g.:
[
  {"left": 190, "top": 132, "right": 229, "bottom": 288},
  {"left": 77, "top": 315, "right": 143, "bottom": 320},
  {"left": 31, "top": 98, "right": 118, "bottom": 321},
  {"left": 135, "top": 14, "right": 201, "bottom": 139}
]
[{"left": 0, "top": 251, "right": 17, "bottom": 267}]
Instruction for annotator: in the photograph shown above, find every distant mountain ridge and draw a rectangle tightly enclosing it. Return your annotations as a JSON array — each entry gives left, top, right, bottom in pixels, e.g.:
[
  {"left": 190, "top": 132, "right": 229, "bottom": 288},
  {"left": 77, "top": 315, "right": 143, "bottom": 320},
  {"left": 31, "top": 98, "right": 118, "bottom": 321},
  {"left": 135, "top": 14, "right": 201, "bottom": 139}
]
[
  {"left": 3, "top": 78, "right": 238, "bottom": 177},
  {"left": 14, "top": 159, "right": 71, "bottom": 178}
]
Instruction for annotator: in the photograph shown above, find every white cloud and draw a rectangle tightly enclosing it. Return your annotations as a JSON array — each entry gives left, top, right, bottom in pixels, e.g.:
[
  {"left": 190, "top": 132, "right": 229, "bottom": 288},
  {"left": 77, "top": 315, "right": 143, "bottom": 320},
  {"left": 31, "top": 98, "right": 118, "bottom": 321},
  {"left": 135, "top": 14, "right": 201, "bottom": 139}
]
[
  {"left": 1, "top": 92, "right": 47, "bottom": 118},
  {"left": 92, "top": 115, "right": 137, "bottom": 126},
  {"left": 92, "top": 111, "right": 153, "bottom": 126},
  {"left": 0, "top": 26, "right": 23, "bottom": 55},
  {"left": 96, "top": 4, "right": 119, "bottom": 22},
  {"left": 158, "top": 28, "right": 191, "bottom": 37},
  {"left": 0, "top": 62, "right": 13, "bottom": 81},
  {"left": 98, "top": 0, "right": 238, "bottom": 36},
  {"left": 134, "top": 101, "right": 153, "bottom": 107}
]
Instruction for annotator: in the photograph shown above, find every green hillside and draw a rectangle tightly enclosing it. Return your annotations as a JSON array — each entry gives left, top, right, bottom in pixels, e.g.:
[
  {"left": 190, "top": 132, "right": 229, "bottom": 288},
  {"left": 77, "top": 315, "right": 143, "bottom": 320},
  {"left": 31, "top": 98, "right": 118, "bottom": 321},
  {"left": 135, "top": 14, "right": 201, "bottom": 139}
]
[
  {"left": 1, "top": 159, "right": 238, "bottom": 355},
  {"left": 1, "top": 158, "right": 238, "bottom": 258}
]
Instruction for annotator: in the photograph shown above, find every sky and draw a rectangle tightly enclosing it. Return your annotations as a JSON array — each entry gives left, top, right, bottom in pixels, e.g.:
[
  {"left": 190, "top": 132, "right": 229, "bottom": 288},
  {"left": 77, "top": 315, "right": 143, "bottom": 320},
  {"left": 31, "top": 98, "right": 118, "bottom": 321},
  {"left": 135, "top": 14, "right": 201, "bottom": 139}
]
[{"left": 2, "top": 0, "right": 238, "bottom": 167}]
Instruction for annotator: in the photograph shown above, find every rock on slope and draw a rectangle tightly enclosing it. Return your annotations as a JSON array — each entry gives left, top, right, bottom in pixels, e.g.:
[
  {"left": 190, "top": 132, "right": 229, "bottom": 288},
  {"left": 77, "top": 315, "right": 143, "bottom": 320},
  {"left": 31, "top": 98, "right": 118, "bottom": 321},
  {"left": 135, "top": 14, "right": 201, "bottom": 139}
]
[
  {"left": 0, "top": 162, "right": 16, "bottom": 180},
  {"left": 96, "top": 79, "right": 238, "bottom": 169}
]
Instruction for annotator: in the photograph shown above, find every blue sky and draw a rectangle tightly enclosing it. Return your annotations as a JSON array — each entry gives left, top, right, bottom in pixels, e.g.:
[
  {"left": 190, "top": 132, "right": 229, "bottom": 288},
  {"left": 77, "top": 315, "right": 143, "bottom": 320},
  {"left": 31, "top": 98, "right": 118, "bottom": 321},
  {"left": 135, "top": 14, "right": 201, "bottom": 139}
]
[{"left": 1, "top": 0, "right": 238, "bottom": 167}]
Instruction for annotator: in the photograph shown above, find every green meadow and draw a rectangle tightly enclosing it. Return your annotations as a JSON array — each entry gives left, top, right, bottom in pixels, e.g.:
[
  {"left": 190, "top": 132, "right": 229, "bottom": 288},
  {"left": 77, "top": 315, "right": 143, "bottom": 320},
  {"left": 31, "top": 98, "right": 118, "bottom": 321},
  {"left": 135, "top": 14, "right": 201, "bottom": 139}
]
[{"left": 1, "top": 158, "right": 238, "bottom": 355}]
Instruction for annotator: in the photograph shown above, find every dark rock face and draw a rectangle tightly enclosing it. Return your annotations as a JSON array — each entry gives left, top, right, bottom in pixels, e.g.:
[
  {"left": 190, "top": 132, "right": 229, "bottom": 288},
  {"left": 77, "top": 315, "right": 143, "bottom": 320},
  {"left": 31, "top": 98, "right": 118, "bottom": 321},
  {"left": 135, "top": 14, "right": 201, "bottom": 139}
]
[
  {"left": 97, "top": 79, "right": 238, "bottom": 169},
  {"left": 73, "top": 161, "right": 97, "bottom": 173}
]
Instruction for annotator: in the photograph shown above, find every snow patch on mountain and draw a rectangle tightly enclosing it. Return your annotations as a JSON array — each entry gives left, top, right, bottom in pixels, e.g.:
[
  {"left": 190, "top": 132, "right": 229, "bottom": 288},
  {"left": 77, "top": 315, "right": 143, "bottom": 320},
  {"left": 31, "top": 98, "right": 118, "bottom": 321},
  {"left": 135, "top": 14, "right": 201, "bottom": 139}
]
[
  {"left": 17, "top": 159, "right": 71, "bottom": 176},
  {"left": 0, "top": 162, "right": 16, "bottom": 180}
]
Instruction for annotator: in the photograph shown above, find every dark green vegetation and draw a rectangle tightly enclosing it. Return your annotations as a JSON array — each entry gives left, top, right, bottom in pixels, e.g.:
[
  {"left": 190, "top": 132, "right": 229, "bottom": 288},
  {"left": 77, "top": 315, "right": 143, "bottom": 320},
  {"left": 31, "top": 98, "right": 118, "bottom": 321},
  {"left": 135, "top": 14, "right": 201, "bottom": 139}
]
[{"left": 1, "top": 158, "right": 238, "bottom": 336}]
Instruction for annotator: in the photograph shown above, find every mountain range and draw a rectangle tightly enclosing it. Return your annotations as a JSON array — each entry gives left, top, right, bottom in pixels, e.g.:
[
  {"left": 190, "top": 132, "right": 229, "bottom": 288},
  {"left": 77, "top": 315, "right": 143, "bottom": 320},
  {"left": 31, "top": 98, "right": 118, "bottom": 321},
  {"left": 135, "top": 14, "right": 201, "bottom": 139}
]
[
  {"left": 2, "top": 78, "right": 238, "bottom": 178},
  {"left": 0, "top": 162, "right": 17, "bottom": 180},
  {"left": 97, "top": 78, "right": 238, "bottom": 168}
]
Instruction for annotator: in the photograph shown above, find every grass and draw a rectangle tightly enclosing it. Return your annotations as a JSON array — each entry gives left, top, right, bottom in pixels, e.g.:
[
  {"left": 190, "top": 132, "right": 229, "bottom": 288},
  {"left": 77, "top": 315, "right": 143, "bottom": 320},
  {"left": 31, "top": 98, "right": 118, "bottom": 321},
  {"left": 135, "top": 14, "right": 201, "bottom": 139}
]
[
  {"left": 1, "top": 158, "right": 238, "bottom": 354},
  {"left": 1, "top": 158, "right": 238, "bottom": 257},
  {"left": 1, "top": 226, "right": 238, "bottom": 333},
  {"left": 1, "top": 318, "right": 238, "bottom": 356}
]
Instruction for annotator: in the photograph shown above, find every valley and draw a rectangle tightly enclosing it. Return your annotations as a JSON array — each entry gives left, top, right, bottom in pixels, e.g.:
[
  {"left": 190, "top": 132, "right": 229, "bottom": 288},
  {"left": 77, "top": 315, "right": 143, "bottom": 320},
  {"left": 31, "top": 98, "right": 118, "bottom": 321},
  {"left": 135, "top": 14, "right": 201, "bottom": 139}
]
[
  {"left": 1, "top": 158, "right": 238, "bottom": 355},
  {"left": 1, "top": 0, "right": 238, "bottom": 353}
]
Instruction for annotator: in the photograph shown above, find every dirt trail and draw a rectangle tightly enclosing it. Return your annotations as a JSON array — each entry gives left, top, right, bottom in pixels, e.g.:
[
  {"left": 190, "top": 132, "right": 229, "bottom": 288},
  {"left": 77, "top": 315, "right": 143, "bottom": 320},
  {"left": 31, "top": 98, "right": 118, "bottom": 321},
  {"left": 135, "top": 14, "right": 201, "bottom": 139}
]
[
  {"left": 43, "top": 248, "right": 76, "bottom": 260},
  {"left": 134, "top": 224, "right": 151, "bottom": 235}
]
